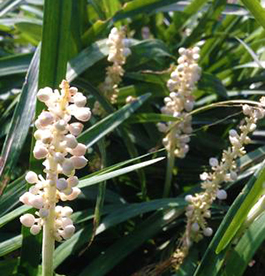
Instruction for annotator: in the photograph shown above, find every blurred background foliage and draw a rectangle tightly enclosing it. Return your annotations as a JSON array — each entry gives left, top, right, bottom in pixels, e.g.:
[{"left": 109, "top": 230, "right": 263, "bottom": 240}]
[{"left": 1, "top": 0, "right": 265, "bottom": 275}]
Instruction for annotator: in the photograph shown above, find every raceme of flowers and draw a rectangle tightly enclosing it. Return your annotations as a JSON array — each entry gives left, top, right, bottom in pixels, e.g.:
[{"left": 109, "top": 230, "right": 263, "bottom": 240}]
[
  {"left": 157, "top": 46, "right": 201, "bottom": 158},
  {"left": 171, "top": 100, "right": 265, "bottom": 270},
  {"left": 93, "top": 27, "right": 131, "bottom": 116},
  {"left": 19, "top": 80, "right": 91, "bottom": 241}
]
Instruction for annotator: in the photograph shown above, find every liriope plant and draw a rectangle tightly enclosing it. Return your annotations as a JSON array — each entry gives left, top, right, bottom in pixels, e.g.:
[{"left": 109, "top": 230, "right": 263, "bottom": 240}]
[
  {"left": 19, "top": 80, "right": 91, "bottom": 276},
  {"left": 135, "top": 99, "right": 265, "bottom": 276},
  {"left": 157, "top": 46, "right": 201, "bottom": 197},
  {"left": 93, "top": 27, "right": 131, "bottom": 116}
]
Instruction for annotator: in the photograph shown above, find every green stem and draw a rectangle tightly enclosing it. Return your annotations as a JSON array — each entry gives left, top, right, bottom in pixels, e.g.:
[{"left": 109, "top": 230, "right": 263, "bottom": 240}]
[
  {"left": 163, "top": 130, "right": 176, "bottom": 198},
  {"left": 42, "top": 206, "right": 55, "bottom": 276},
  {"left": 42, "top": 157, "right": 57, "bottom": 276}
]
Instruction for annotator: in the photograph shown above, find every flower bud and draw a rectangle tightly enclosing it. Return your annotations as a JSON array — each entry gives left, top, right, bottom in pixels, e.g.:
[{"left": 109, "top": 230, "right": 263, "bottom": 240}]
[
  {"left": 30, "top": 224, "right": 41, "bottom": 235},
  {"left": 55, "top": 120, "right": 67, "bottom": 131},
  {"left": 70, "top": 156, "right": 88, "bottom": 169},
  {"left": 37, "top": 87, "right": 53, "bottom": 102},
  {"left": 62, "top": 159, "right": 74, "bottom": 175},
  {"left": 185, "top": 194, "right": 193, "bottom": 203},
  {"left": 25, "top": 171, "right": 38, "bottom": 184},
  {"left": 203, "top": 227, "right": 213, "bottom": 237},
  {"left": 62, "top": 217, "right": 73, "bottom": 228},
  {"left": 68, "top": 122, "right": 84, "bottom": 136},
  {"left": 56, "top": 178, "right": 68, "bottom": 191},
  {"left": 29, "top": 195, "right": 44, "bottom": 209},
  {"left": 71, "top": 143, "right": 87, "bottom": 156},
  {"left": 73, "top": 93, "right": 87, "bottom": 107},
  {"left": 66, "top": 187, "right": 81, "bottom": 201},
  {"left": 19, "top": 192, "right": 34, "bottom": 205},
  {"left": 67, "top": 176, "right": 79, "bottom": 187},
  {"left": 65, "top": 134, "right": 78, "bottom": 149},
  {"left": 33, "top": 144, "right": 48, "bottom": 159},
  {"left": 20, "top": 214, "right": 35, "bottom": 227},
  {"left": 54, "top": 152, "right": 65, "bottom": 163},
  {"left": 61, "top": 225, "right": 75, "bottom": 239},
  {"left": 209, "top": 157, "right": 218, "bottom": 167},
  {"left": 61, "top": 206, "right": 73, "bottom": 217},
  {"left": 74, "top": 107, "right": 91, "bottom": 122},
  {"left": 38, "top": 111, "right": 54, "bottom": 127},
  {"left": 216, "top": 189, "right": 227, "bottom": 200},
  {"left": 191, "top": 222, "right": 200, "bottom": 232}
]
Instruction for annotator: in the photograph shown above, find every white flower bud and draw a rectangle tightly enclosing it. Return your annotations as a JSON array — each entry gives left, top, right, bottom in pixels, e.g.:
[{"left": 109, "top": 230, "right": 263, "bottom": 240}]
[
  {"left": 25, "top": 171, "right": 38, "bottom": 184},
  {"left": 19, "top": 192, "right": 34, "bottom": 205},
  {"left": 68, "top": 122, "right": 84, "bottom": 136},
  {"left": 229, "top": 129, "right": 237, "bottom": 137},
  {"left": 67, "top": 176, "right": 79, "bottom": 187},
  {"left": 56, "top": 178, "right": 68, "bottom": 191},
  {"left": 63, "top": 187, "right": 73, "bottom": 195},
  {"left": 20, "top": 214, "right": 35, "bottom": 227},
  {"left": 61, "top": 225, "right": 75, "bottom": 239},
  {"left": 65, "top": 134, "right": 78, "bottom": 149},
  {"left": 33, "top": 144, "right": 48, "bottom": 160},
  {"left": 62, "top": 159, "right": 75, "bottom": 176},
  {"left": 54, "top": 152, "right": 65, "bottom": 163},
  {"left": 242, "top": 104, "right": 251, "bottom": 115},
  {"left": 30, "top": 224, "right": 41, "bottom": 235},
  {"left": 191, "top": 222, "right": 200, "bottom": 232},
  {"left": 73, "top": 93, "right": 87, "bottom": 107},
  {"left": 55, "top": 120, "right": 67, "bottom": 131},
  {"left": 123, "top": 47, "right": 131, "bottom": 57},
  {"left": 184, "top": 100, "right": 194, "bottom": 112},
  {"left": 70, "top": 156, "right": 88, "bottom": 169},
  {"left": 29, "top": 195, "right": 44, "bottom": 209},
  {"left": 69, "top": 87, "right": 78, "bottom": 96},
  {"left": 249, "top": 123, "right": 256, "bottom": 132},
  {"left": 62, "top": 217, "right": 73, "bottom": 228},
  {"left": 39, "top": 208, "right": 49, "bottom": 218},
  {"left": 178, "top": 47, "right": 185, "bottom": 55},
  {"left": 200, "top": 172, "right": 209, "bottom": 181},
  {"left": 71, "top": 143, "right": 87, "bottom": 156},
  {"left": 66, "top": 187, "right": 81, "bottom": 201},
  {"left": 38, "top": 111, "right": 54, "bottom": 127},
  {"left": 203, "top": 227, "right": 213, "bottom": 237},
  {"left": 230, "top": 171, "right": 237, "bottom": 181},
  {"left": 37, "top": 87, "right": 53, "bottom": 102},
  {"left": 185, "top": 194, "right": 193, "bottom": 203},
  {"left": 61, "top": 206, "right": 73, "bottom": 217},
  {"left": 209, "top": 157, "right": 218, "bottom": 167},
  {"left": 55, "top": 206, "right": 63, "bottom": 214},
  {"left": 74, "top": 107, "right": 91, "bottom": 122},
  {"left": 216, "top": 189, "right": 227, "bottom": 200}
]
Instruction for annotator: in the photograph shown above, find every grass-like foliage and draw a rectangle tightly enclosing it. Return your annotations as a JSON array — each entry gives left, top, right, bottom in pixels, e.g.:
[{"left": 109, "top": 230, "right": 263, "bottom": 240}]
[{"left": 1, "top": 0, "right": 265, "bottom": 275}]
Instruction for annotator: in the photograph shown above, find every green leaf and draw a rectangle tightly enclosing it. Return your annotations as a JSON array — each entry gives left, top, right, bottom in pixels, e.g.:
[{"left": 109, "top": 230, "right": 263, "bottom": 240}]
[
  {"left": 0, "top": 46, "right": 39, "bottom": 194},
  {"left": 216, "top": 163, "right": 265, "bottom": 254},
  {"left": 54, "top": 199, "right": 185, "bottom": 269},
  {"left": 38, "top": 0, "right": 72, "bottom": 89},
  {"left": 0, "top": 53, "right": 32, "bottom": 77},
  {"left": 194, "top": 162, "right": 265, "bottom": 276},
  {"left": 67, "top": 39, "right": 109, "bottom": 82},
  {"left": 241, "top": 0, "right": 265, "bottom": 31},
  {"left": 78, "top": 93, "right": 151, "bottom": 147},
  {"left": 223, "top": 212, "right": 265, "bottom": 276},
  {"left": 78, "top": 157, "right": 165, "bottom": 189},
  {"left": 0, "top": 235, "right": 22, "bottom": 257},
  {"left": 78, "top": 208, "right": 183, "bottom": 276},
  {"left": 0, "top": 205, "right": 31, "bottom": 228}
]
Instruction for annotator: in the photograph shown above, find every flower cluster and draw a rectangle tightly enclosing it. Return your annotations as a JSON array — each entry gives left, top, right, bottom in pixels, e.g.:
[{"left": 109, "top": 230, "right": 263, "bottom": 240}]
[
  {"left": 157, "top": 46, "right": 201, "bottom": 158},
  {"left": 175, "top": 100, "right": 265, "bottom": 259},
  {"left": 19, "top": 80, "right": 91, "bottom": 241},
  {"left": 93, "top": 27, "right": 131, "bottom": 116}
]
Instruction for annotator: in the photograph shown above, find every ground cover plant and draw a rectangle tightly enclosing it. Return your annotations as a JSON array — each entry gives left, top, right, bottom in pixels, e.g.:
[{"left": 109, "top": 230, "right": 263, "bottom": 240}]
[{"left": 1, "top": 0, "right": 265, "bottom": 275}]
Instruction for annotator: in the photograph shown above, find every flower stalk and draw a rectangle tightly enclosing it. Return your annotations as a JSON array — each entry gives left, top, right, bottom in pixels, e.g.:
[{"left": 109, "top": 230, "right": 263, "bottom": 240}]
[{"left": 19, "top": 80, "right": 91, "bottom": 276}]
